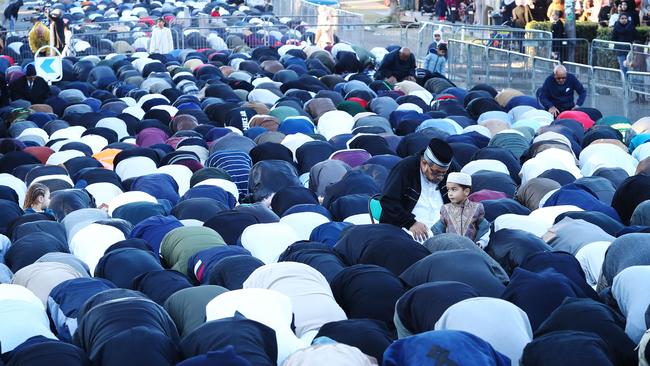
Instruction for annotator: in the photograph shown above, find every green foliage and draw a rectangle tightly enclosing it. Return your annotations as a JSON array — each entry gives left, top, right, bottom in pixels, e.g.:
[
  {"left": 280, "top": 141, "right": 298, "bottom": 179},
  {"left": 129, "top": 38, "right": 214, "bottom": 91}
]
[{"left": 527, "top": 20, "right": 650, "bottom": 42}]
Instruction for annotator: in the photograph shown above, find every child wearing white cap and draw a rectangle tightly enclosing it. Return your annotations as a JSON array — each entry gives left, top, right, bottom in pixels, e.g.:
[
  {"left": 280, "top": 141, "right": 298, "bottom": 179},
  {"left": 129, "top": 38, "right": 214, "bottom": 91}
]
[{"left": 432, "top": 172, "right": 488, "bottom": 247}]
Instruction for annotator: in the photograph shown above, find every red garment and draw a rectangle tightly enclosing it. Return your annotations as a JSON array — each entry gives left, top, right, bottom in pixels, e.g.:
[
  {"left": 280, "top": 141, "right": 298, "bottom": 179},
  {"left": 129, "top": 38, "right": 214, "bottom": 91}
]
[
  {"left": 436, "top": 94, "right": 458, "bottom": 101},
  {"left": 23, "top": 146, "right": 53, "bottom": 164},
  {"left": 0, "top": 55, "right": 14, "bottom": 65},
  {"left": 557, "top": 110, "right": 594, "bottom": 130},
  {"left": 346, "top": 97, "right": 368, "bottom": 109}
]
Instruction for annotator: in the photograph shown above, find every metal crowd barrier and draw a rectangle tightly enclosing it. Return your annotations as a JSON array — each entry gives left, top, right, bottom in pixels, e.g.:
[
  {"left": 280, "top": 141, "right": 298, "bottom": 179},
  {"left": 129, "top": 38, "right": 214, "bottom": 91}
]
[
  {"left": 447, "top": 37, "right": 650, "bottom": 118},
  {"left": 271, "top": 0, "right": 364, "bottom": 22},
  {"left": 415, "top": 21, "right": 551, "bottom": 60},
  {"left": 469, "top": 37, "right": 590, "bottom": 64},
  {"left": 563, "top": 61, "right": 594, "bottom": 105},
  {"left": 593, "top": 66, "right": 628, "bottom": 118},
  {"left": 591, "top": 39, "right": 632, "bottom": 69},
  {"left": 627, "top": 71, "right": 650, "bottom": 121}
]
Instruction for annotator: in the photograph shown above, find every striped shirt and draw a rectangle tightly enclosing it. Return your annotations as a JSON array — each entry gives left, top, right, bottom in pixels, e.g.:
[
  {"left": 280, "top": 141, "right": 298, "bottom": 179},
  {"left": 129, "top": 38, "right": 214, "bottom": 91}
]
[{"left": 206, "top": 150, "right": 252, "bottom": 195}]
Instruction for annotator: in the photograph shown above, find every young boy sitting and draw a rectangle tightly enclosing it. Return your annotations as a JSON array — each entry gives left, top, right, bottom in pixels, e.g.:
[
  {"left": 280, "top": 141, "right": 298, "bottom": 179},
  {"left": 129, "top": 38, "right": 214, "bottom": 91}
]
[{"left": 432, "top": 172, "right": 489, "bottom": 247}]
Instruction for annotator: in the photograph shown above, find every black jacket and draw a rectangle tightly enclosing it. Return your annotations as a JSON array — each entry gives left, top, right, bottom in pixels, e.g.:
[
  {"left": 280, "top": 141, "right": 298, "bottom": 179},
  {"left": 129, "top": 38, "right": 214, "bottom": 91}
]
[
  {"left": 3, "top": 0, "right": 22, "bottom": 20},
  {"left": 375, "top": 49, "right": 416, "bottom": 81},
  {"left": 612, "top": 20, "right": 638, "bottom": 57},
  {"left": 9, "top": 76, "right": 51, "bottom": 104},
  {"left": 379, "top": 154, "right": 457, "bottom": 229}
]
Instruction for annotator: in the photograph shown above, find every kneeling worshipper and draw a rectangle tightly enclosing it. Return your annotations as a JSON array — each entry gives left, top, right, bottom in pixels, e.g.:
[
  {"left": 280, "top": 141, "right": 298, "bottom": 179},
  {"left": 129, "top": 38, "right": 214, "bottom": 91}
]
[{"left": 380, "top": 138, "right": 456, "bottom": 242}]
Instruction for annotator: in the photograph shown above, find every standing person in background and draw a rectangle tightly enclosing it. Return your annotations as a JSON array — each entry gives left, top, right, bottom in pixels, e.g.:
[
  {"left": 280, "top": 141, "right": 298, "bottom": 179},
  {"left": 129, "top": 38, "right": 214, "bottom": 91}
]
[
  {"left": 612, "top": 13, "right": 638, "bottom": 74},
  {"left": 530, "top": 0, "right": 547, "bottom": 20},
  {"left": 512, "top": 0, "right": 534, "bottom": 27},
  {"left": 423, "top": 43, "right": 447, "bottom": 75},
  {"left": 608, "top": 2, "right": 620, "bottom": 25},
  {"left": 500, "top": 0, "right": 516, "bottom": 25},
  {"left": 149, "top": 18, "right": 174, "bottom": 54},
  {"left": 47, "top": 9, "right": 66, "bottom": 53},
  {"left": 619, "top": 0, "right": 640, "bottom": 25},
  {"left": 640, "top": 0, "right": 650, "bottom": 24},
  {"left": 427, "top": 30, "right": 443, "bottom": 53},
  {"left": 547, "top": 0, "right": 564, "bottom": 18},
  {"left": 3, "top": 0, "right": 22, "bottom": 34},
  {"left": 551, "top": 11, "right": 566, "bottom": 60},
  {"left": 315, "top": 6, "right": 335, "bottom": 49},
  {"left": 435, "top": 0, "right": 448, "bottom": 20},
  {"left": 28, "top": 16, "right": 49, "bottom": 55},
  {"left": 61, "top": 21, "right": 74, "bottom": 57}
]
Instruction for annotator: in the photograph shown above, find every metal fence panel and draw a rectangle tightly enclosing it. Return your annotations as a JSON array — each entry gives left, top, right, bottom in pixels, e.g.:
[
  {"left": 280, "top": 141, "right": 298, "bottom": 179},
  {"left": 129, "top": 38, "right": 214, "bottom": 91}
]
[
  {"left": 509, "top": 51, "right": 533, "bottom": 95},
  {"left": 591, "top": 39, "right": 630, "bottom": 69},
  {"left": 486, "top": 47, "right": 510, "bottom": 89},
  {"left": 593, "top": 66, "right": 628, "bottom": 118},
  {"left": 626, "top": 71, "right": 650, "bottom": 121},
  {"left": 531, "top": 57, "right": 559, "bottom": 93},
  {"left": 629, "top": 44, "right": 650, "bottom": 73},
  {"left": 562, "top": 62, "right": 594, "bottom": 108},
  {"left": 447, "top": 40, "right": 470, "bottom": 86},
  {"left": 468, "top": 43, "right": 488, "bottom": 86}
]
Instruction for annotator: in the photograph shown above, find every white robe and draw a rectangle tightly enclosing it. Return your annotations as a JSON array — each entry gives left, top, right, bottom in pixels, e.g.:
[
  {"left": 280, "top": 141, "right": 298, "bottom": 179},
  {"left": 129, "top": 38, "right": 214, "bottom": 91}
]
[
  {"left": 149, "top": 26, "right": 174, "bottom": 54},
  {"left": 411, "top": 171, "right": 443, "bottom": 228}
]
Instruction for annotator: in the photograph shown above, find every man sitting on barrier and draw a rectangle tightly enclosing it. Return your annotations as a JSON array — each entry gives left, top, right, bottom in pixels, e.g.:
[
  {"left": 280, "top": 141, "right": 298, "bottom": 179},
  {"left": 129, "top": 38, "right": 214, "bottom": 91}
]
[
  {"left": 375, "top": 47, "right": 417, "bottom": 83},
  {"left": 538, "top": 64, "right": 587, "bottom": 117}
]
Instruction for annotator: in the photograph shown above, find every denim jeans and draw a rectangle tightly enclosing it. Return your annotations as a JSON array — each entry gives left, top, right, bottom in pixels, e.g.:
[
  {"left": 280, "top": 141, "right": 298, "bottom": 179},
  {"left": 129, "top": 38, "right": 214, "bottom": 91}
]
[{"left": 618, "top": 55, "right": 628, "bottom": 74}]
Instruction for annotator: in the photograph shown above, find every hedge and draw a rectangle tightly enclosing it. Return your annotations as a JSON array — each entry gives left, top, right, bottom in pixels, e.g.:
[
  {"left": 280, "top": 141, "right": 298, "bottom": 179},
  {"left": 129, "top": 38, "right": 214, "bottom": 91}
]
[
  {"left": 525, "top": 21, "right": 650, "bottom": 67},
  {"left": 526, "top": 20, "right": 650, "bottom": 42}
]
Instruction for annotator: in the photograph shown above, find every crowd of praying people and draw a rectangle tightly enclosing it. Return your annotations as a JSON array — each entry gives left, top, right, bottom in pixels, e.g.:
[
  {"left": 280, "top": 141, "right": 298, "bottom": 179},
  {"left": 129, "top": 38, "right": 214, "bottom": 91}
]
[{"left": 0, "top": 0, "right": 648, "bottom": 365}]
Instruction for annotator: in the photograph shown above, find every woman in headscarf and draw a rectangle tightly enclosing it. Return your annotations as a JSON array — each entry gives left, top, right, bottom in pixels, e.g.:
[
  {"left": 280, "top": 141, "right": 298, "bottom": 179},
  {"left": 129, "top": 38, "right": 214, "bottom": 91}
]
[
  {"left": 435, "top": 298, "right": 533, "bottom": 366},
  {"left": 599, "top": 233, "right": 650, "bottom": 291},
  {"left": 534, "top": 297, "right": 637, "bottom": 366},
  {"left": 243, "top": 262, "right": 347, "bottom": 342},
  {"left": 47, "top": 9, "right": 66, "bottom": 52},
  {"left": 394, "top": 281, "right": 480, "bottom": 339},
  {"left": 612, "top": 265, "right": 650, "bottom": 343},
  {"left": 400, "top": 250, "right": 507, "bottom": 297}
]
